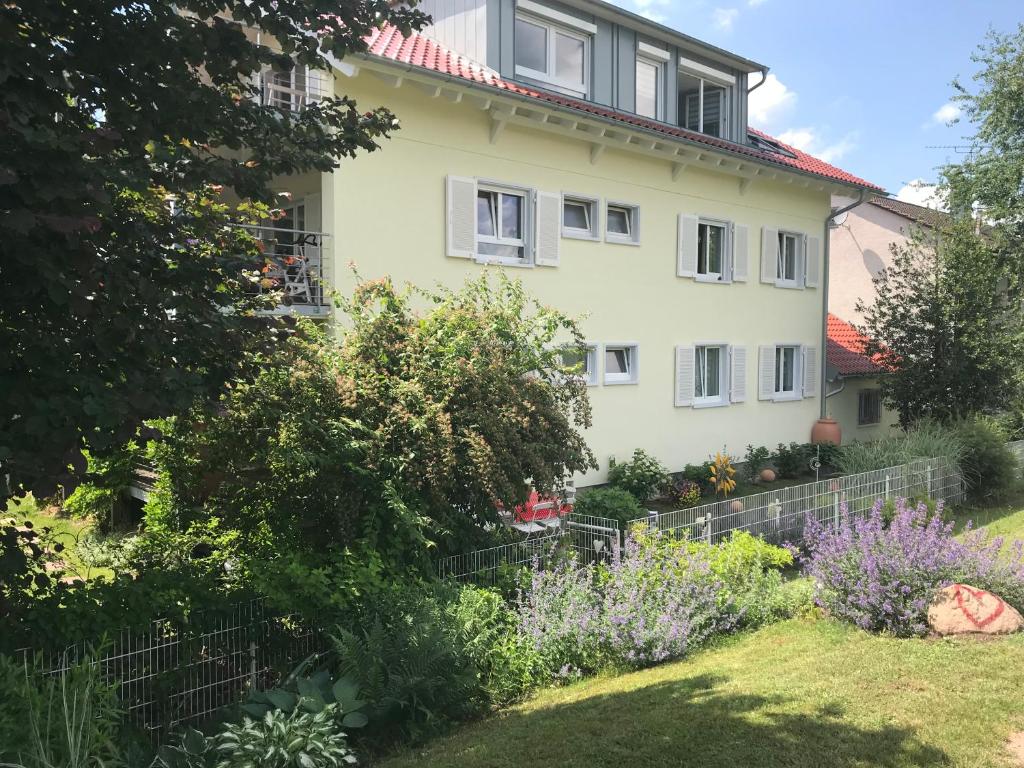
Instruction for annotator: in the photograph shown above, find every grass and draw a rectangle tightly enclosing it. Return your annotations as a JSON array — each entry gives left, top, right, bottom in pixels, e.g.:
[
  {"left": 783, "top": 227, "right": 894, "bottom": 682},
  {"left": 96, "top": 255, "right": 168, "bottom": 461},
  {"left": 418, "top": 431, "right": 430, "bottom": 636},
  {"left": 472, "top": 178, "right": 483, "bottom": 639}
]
[
  {"left": 379, "top": 619, "right": 1024, "bottom": 768},
  {"left": 3, "top": 494, "right": 115, "bottom": 581},
  {"left": 952, "top": 487, "right": 1024, "bottom": 545}
]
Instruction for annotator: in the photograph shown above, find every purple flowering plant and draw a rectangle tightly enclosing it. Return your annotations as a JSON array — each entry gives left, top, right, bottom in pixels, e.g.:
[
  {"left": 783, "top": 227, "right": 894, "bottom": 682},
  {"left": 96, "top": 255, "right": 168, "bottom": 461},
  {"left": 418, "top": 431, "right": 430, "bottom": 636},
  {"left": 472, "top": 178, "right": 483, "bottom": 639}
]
[
  {"left": 516, "top": 531, "right": 735, "bottom": 678},
  {"left": 803, "top": 497, "right": 1024, "bottom": 636}
]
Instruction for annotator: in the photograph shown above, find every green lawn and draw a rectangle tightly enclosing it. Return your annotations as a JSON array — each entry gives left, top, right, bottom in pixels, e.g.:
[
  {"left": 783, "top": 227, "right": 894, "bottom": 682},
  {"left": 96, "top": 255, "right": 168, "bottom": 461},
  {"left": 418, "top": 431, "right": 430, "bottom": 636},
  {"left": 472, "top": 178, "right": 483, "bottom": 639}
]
[
  {"left": 379, "top": 619, "right": 1024, "bottom": 768},
  {"left": 3, "top": 494, "right": 114, "bottom": 581},
  {"left": 953, "top": 489, "right": 1024, "bottom": 545}
]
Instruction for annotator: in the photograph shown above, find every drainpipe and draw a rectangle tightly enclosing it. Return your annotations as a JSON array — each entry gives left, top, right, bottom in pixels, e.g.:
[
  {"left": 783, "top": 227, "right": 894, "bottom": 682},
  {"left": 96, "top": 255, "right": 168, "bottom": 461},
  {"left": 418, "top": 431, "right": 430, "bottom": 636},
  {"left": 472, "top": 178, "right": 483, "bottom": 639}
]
[
  {"left": 820, "top": 190, "right": 868, "bottom": 419},
  {"left": 746, "top": 68, "right": 769, "bottom": 95}
]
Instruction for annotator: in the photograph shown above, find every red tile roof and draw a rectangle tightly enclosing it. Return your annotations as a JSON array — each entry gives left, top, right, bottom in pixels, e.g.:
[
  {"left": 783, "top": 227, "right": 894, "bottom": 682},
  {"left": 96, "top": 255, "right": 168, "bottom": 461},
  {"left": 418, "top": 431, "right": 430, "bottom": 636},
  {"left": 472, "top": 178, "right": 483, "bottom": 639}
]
[
  {"left": 827, "top": 314, "right": 886, "bottom": 376},
  {"left": 868, "top": 197, "right": 951, "bottom": 228},
  {"left": 362, "top": 26, "right": 883, "bottom": 192}
]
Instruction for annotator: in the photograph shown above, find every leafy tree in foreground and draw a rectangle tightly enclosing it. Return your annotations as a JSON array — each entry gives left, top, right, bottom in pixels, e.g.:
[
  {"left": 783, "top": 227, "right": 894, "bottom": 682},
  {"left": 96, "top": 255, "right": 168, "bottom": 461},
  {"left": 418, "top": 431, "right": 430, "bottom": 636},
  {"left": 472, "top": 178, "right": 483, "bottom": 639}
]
[
  {"left": 0, "top": 0, "right": 427, "bottom": 505},
  {"left": 150, "top": 275, "right": 596, "bottom": 562}
]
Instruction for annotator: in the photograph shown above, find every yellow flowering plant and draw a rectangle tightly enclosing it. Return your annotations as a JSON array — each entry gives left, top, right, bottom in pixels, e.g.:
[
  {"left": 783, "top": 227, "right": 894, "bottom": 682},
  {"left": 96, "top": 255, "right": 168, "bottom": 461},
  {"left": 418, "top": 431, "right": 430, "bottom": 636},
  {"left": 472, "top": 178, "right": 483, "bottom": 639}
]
[{"left": 709, "top": 450, "right": 737, "bottom": 497}]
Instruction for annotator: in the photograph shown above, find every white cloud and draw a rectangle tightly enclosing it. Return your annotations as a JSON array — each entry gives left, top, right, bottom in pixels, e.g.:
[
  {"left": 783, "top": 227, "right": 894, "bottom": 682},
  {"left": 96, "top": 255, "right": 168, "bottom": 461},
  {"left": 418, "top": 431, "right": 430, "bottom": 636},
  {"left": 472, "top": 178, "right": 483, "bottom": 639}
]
[
  {"left": 747, "top": 73, "right": 797, "bottom": 129},
  {"left": 747, "top": 0, "right": 767, "bottom": 6},
  {"left": 712, "top": 7, "right": 739, "bottom": 30},
  {"left": 931, "top": 102, "right": 962, "bottom": 125},
  {"left": 777, "top": 127, "right": 858, "bottom": 163},
  {"left": 620, "top": 0, "right": 672, "bottom": 22},
  {"left": 895, "top": 179, "right": 947, "bottom": 210}
]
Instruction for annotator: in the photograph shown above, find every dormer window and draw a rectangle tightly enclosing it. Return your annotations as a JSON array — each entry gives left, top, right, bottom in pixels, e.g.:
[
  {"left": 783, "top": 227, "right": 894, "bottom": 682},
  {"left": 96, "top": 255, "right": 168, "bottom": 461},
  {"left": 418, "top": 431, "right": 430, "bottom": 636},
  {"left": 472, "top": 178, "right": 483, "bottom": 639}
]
[
  {"left": 635, "top": 43, "right": 670, "bottom": 120},
  {"left": 514, "top": 2, "right": 594, "bottom": 97},
  {"left": 678, "top": 56, "right": 736, "bottom": 139}
]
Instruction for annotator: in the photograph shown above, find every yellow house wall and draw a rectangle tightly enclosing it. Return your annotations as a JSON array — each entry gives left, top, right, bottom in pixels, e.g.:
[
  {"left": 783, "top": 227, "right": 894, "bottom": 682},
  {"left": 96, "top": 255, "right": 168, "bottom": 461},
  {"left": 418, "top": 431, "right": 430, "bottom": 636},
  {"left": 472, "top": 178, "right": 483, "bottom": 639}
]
[
  {"left": 322, "top": 71, "right": 833, "bottom": 485},
  {"left": 826, "top": 376, "right": 900, "bottom": 444}
]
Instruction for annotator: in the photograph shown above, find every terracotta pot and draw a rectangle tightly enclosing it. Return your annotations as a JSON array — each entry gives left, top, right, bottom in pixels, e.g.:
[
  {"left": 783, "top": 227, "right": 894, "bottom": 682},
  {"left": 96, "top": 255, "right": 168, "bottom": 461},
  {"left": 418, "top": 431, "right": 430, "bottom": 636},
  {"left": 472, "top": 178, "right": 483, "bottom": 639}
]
[
  {"left": 759, "top": 468, "right": 777, "bottom": 483},
  {"left": 729, "top": 500, "right": 744, "bottom": 514},
  {"left": 811, "top": 417, "right": 842, "bottom": 446}
]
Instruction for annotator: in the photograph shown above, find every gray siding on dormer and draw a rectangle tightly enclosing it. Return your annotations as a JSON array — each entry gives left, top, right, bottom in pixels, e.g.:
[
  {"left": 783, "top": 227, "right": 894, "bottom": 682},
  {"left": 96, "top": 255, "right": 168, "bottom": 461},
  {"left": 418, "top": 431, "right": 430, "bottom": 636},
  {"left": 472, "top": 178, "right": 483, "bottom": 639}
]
[
  {"left": 489, "top": 0, "right": 751, "bottom": 144},
  {"left": 418, "top": 0, "right": 489, "bottom": 64}
]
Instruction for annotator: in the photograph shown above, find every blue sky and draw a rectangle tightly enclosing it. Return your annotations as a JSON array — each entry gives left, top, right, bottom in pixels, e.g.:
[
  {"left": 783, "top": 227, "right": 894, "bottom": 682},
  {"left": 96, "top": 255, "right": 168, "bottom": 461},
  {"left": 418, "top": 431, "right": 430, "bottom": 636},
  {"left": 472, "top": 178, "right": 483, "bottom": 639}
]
[{"left": 609, "top": 0, "right": 1023, "bottom": 202}]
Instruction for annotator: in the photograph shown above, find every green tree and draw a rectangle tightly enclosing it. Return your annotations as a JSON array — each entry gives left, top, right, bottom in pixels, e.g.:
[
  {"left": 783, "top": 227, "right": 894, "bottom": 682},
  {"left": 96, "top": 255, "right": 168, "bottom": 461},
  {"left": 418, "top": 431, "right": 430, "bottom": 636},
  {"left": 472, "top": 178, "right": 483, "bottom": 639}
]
[
  {"left": 858, "top": 220, "right": 1024, "bottom": 425},
  {"left": 151, "top": 275, "right": 596, "bottom": 561},
  {"left": 0, "top": 0, "right": 427, "bottom": 505}
]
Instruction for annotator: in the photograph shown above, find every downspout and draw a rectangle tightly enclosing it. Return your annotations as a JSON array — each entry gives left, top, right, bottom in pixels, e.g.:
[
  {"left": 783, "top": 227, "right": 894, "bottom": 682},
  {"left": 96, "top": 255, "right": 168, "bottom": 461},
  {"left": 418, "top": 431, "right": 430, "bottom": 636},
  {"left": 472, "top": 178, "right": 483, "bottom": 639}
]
[
  {"left": 746, "top": 67, "right": 769, "bottom": 95},
  {"left": 820, "top": 190, "right": 868, "bottom": 419}
]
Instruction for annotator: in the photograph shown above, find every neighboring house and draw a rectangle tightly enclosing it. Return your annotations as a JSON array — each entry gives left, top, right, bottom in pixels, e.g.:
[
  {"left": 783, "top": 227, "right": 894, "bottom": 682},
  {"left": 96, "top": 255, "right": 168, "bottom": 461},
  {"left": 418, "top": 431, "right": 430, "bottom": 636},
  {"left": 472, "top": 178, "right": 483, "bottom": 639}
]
[
  {"left": 251, "top": 0, "right": 883, "bottom": 485},
  {"left": 828, "top": 197, "right": 948, "bottom": 324},
  {"left": 825, "top": 314, "right": 899, "bottom": 442}
]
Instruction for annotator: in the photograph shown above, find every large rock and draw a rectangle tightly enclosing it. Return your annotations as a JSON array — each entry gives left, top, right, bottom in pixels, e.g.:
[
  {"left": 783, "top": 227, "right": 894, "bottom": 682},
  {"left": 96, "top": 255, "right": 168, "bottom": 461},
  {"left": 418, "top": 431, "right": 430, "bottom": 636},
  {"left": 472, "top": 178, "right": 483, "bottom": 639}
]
[{"left": 928, "top": 584, "right": 1023, "bottom": 636}]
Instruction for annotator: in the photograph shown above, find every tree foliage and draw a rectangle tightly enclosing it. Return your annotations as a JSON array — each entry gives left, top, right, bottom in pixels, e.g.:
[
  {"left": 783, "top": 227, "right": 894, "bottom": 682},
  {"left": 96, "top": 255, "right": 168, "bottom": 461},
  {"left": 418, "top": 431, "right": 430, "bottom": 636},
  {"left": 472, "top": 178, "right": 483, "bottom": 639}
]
[
  {"left": 151, "top": 275, "right": 596, "bottom": 562},
  {"left": 0, "top": 0, "right": 428, "bottom": 504}
]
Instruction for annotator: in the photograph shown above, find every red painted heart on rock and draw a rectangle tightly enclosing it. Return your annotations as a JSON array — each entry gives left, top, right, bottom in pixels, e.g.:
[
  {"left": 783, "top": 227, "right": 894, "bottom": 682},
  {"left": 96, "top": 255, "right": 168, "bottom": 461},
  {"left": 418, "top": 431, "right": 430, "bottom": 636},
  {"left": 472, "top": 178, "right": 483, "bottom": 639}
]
[{"left": 953, "top": 584, "right": 1006, "bottom": 629}]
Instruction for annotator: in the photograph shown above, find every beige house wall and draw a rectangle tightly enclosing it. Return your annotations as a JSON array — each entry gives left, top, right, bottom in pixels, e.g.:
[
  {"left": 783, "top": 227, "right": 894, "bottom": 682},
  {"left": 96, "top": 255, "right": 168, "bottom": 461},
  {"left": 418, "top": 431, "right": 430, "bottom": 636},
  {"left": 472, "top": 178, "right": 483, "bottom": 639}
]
[
  {"left": 826, "top": 375, "right": 900, "bottom": 444},
  {"left": 829, "top": 203, "right": 917, "bottom": 324}
]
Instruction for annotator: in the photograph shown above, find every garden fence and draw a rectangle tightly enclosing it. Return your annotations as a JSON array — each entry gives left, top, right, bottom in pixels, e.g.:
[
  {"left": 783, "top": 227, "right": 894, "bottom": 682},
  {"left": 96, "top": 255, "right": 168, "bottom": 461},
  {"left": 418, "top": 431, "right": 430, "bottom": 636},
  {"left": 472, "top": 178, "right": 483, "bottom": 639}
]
[
  {"left": 630, "top": 456, "right": 964, "bottom": 544},
  {"left": 17, "top": 598, "right": 325, "bottom": 744},
  {"left": 1009, "top": 439, "right": 1024, "bottom": 467}
]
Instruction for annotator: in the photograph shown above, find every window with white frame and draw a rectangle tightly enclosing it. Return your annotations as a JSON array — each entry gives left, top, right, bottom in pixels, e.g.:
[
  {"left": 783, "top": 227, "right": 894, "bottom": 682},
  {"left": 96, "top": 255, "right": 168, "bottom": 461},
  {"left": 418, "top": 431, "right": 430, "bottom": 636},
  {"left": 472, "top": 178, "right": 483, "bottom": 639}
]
[
  {"left": 858, "top": 389, "right": 882, "bottom": 425},
  {"left": 694, "top": 345, "right": 727, "bottom": 404},
  {"left": 514, "top": 9, "right": 590, "bottom": 96},
  {"left": 774, "top": 345, "right": 800, "bottom": 398},
  {"left": 562, "top": 194, "right": 599, "bottom": 239},
  {"left": 697, "top": 219, "right": 730, "bottom": 282},
  {"left": 476, "top": 184, "right": 529, "bottom": 263},
  {"left": 558, "top": 343, "right": 598, "bottom": 385},
  {"left": 777, "top": 231, "right": 802, "bottom": 285},
  {"left": 678, "top": 58, "right": 734, "bottom": 138},
  {"left": 604, "top": 343, "right": 638, "bottom": 385},
  {"left": 606, "top": 202, "right": 640, "bottom": 245}
]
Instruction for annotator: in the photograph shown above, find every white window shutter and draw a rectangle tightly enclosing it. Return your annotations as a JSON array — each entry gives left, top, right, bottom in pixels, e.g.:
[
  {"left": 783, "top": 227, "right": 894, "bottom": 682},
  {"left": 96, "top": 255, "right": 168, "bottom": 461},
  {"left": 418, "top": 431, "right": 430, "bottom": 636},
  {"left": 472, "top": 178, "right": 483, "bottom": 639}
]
[
  {"left": 729, "top": 346, "right": 747, "bottom": 403},
  {"left": 761, "top": 227, "right": 778, "bottom": 283},
  {"left": 802, "top": 345, "right": 818, "bottom": 398},
  {"left": 732, "top": 223, "right": 748, "bottom": 282},
  {"left": 677, "top": 214, "right": 698, "bottom": 277},
  {"left": 805, "top": 234, "right": 821, "bottom": 288},
  {"left": 758, "top": 345, "right": 776, "bottom": 401},
  {"left": 674, "top": 345, "right": 695, "bottom": 407},
  {"left": 535, "top": 191, "right": 561, "bottom": 267},
  {"left": 446, "top": 175, "right": 476, "bottom": 259}
]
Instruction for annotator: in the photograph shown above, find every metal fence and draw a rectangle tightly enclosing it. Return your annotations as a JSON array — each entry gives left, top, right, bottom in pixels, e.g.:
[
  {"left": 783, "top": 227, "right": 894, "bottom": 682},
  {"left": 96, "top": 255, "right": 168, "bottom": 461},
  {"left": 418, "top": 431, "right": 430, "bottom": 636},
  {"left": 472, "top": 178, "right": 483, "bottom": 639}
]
[
  {"left": 437, "top": 513, "right": 622, "bottom": 583},
  {"left": 630, "top": 456, "right": 965, "bottom": 545},
  {"left": 19, "top": 598, "right": 325, "bottom": 744}
]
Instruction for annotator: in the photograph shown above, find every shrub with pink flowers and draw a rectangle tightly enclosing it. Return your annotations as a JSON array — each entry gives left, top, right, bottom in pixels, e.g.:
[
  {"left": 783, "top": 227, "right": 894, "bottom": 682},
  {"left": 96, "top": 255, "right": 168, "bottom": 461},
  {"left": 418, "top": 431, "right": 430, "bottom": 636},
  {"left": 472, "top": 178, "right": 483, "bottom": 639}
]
[
  {"left": 516, "top": 533, "right": 735, "bottom": 678},
  {"left": 803, "top": 497, "right": 1024, "bottom": 636}
]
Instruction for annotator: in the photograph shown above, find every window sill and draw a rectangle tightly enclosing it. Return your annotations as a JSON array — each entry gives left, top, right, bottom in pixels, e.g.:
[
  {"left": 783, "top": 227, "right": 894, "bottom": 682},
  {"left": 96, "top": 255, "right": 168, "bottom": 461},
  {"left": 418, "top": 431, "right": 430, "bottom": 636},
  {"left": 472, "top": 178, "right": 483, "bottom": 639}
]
[
  {"left": 857, "top": 421, "right": 882, "bottom": 428},
  {"left": 774, "top": 280, "right": 803, "bottom": 290},
  {"left": 562, "top": 229, "right": 601, "bottom": 241},
  {"left": 513, "top": 70, "right": 588, "bottom": 100},
  {"left": 605, "top": 235, "right": 640, "bottom": 247},
  {"left": 693, "top": 398, "right": 729, "bottom": 409},
  {"left": 604, "top": 377, "right": 639, "bottom": 386},
  {"left": 695, "top": 275, "right": 731, "bottom": 285},
  {"left": 474, "top": 256, "right": 534, "bottom": 269},
  {"left": 772, "top": 394, "right": 802, "bottom": 403}
]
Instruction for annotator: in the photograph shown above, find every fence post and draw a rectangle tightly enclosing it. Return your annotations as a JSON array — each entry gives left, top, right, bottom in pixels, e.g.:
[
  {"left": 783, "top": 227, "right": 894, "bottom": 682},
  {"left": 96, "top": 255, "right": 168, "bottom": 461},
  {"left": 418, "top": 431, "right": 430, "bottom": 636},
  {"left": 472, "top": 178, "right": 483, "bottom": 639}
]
[
  {"left": 927, "top": 462, "right": 933, "bottom": 498},
  {"left": 832, "top": 491, "right": 840, "bottom": 531},
  {"left": 884, "top": 473, "right": 891, "bottom": 500},
  {"left": 249, "top": 641, "right": 258, "bottom": 691},
  {"left": 647, "top": 509, "right": 658, "bottom": 534},
  {"left": 704, "top": 512, "right": 712, "bottom": 544}
]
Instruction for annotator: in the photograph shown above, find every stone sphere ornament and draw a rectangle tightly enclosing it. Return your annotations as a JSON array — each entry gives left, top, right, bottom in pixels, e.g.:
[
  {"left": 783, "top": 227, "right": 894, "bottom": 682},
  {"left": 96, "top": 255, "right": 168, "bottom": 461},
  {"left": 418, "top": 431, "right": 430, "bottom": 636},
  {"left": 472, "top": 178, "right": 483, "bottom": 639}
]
[
  {"left": 759, "top": 468, "right": 777, "bottom": 483},
  {"left": 729, "top": 500, "right": 744, "bottom": 514}
]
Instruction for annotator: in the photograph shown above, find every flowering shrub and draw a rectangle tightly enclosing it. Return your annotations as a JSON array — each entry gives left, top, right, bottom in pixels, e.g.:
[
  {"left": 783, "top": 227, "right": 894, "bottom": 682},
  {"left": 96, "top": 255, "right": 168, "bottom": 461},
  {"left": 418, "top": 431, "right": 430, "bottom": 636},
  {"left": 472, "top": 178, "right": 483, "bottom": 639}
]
[
  {"left": 663, "top": 478, "right": 702, "bottom": 508},
  {"left": 607, "top": 449, "right": 670, "bottom": 503},
  {"left": 516, "top": 533, "right": 733, "bottom": 677},
  {"left": 803, "top": 497, "right": 1024, "bottom": 636}
]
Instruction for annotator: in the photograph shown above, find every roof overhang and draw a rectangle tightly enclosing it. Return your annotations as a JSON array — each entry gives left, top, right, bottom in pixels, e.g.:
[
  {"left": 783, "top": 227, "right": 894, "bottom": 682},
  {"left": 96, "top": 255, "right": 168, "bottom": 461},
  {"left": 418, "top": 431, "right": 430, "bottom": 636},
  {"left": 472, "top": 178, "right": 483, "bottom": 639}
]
[{"left": 333, "top": 53, "right": 882, "bottom": 198}]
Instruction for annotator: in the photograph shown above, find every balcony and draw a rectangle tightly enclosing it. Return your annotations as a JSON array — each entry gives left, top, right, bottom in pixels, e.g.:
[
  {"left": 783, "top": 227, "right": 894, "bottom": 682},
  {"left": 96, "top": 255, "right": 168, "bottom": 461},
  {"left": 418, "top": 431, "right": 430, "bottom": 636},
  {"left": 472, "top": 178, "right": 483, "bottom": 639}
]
[
  {"left": 257, "top": 67, "right": 328, "bottom": 112},
  {"left": 247, "top": 225, "right": 330, "bottom": 317}
]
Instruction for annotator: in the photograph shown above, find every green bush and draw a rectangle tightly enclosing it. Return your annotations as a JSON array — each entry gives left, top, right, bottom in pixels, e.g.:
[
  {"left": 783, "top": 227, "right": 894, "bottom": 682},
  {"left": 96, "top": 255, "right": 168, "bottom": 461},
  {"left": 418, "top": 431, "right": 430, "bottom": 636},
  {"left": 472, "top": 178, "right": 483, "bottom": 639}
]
[
  {"left": 607, "top": 449, "right": 669, "bottom": 502},
  {"left": 774, "top": 442, "right": 810, "bottom": 479},
  {"left": 681, "top": 461, "right": 714, "bottom": 491},
  {"left": 955, "top": 416, "right": 1019, "bottom": 501},
  {"left": 835, "top": 420, "right": 966, "bottom": 474},
  {"left": 573, "top": 487, "right": 645, "bottom": 526},
  {"left": 743, "top": 445, "right": 771, "bottom": 482}
]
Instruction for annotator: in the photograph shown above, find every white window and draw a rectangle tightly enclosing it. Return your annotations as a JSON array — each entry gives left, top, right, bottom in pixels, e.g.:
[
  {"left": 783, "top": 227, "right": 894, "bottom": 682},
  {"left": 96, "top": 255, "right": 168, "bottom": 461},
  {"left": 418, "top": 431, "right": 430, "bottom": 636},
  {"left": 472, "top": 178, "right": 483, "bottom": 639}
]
[
  {"left": 604, "top": 343, "right": 639, "bottom": 385},
  {"left": 858, "top": 389, "right": 882, "bottom": 425},
  {"left": 635, "top": 57, "right": 662, "bottom": 120},
  {"left": 562, "top": 194, "right": 599, "bottom": 240},
  {"left": 558, "top": 343, "right": 598, "bottom": 386},
  {"left": 514, "top": 11, "right": 590, "bottom": 96},
  {"left": 774, "top": 345, "right": 799, "bottom": 397},
  {"left": 694, "top": 345, "right": 727, "bottom": 405},
  {"left": 605, "top": 202, "right": 640, "bottom": 245},
  {"left": 476, "top": 184, "right": 529, "bottom": 264},
  {"left": 697, "top": 219, "right": 730, "bottom": 282},
  {"left": 777, "top": 231, "right": 802, "bottom": 285},
  {"left": 678, "top": 58, "right": 735, "bottom": 138}
]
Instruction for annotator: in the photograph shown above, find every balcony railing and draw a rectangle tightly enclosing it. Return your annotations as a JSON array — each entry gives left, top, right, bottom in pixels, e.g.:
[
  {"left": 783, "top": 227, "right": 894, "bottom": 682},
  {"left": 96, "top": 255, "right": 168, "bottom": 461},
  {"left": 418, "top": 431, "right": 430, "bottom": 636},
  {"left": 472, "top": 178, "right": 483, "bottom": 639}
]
[
  {"left": 257, "top": 67, "right": 328, "bottom": 112},
  {"left": 246, "top": 225, "right": 330, "bottom": 316}
]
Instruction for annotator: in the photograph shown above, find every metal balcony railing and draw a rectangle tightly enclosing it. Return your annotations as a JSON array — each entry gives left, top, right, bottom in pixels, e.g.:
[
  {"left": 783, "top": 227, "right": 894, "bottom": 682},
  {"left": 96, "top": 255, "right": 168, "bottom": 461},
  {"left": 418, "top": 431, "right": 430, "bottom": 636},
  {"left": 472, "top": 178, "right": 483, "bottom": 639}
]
[
  {"left": 245, "top": 225, "right": 330, "bottom": 316},
  {"left": 257, "top": 68, "right": 328, "bottom": 112}
]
